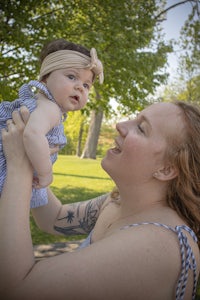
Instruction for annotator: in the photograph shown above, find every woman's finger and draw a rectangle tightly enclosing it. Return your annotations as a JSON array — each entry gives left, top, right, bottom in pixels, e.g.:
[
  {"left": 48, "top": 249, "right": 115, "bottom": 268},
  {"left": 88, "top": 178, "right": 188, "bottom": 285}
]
[
  {"left": 4, "top": 119, "right": 15, "bottom": 132},
  {"left": 20, "top": 106, "right": 30, "bottom": 124},
  {"left": 6, "top": 119, "right": 14, "bottom": 126},
  {"left": 12, "top": 110, "right": 26, "bottom": 130},
  {"left": 2, "top": 112, "right": 31, "bottom": 168}
]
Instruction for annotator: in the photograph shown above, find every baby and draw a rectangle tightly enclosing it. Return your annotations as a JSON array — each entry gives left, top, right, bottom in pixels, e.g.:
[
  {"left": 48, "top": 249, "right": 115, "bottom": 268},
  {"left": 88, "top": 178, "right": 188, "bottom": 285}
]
[{"left": 0, "top": 39, "right": 103, "bottom": 208}]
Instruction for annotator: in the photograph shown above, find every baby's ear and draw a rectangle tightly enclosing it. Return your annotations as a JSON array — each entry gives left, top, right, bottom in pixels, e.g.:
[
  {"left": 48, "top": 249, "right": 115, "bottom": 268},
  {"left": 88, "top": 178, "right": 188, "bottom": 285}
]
[{"left": 153, "top": 165, "right": 178, "bottom": 181}]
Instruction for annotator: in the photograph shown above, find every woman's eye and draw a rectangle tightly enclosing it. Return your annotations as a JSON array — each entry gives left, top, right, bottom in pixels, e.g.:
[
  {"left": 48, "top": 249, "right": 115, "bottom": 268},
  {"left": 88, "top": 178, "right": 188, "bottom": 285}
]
[{"left": 137, "top": 124, "right": 145, "bottom": 134}]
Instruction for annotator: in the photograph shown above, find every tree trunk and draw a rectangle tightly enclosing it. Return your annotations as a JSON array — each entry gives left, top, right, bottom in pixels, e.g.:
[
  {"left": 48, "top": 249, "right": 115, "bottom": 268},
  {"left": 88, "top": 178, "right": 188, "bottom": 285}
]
[
  {"left": 76, "top": 121, "right": 84, "bottom": 157},
  {"left": 81, "top": 108, "right": 104, "bottom": 159}
]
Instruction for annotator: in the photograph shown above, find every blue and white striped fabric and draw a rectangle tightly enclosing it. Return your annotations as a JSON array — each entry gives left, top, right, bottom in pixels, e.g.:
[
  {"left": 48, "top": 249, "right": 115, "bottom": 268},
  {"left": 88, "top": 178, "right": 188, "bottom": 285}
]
[
  {"left": 0, "top": 80, "right": 67, "bottom": 208},
  {"left": 121, "top": 222, "right": 198, "bottom": 300}
]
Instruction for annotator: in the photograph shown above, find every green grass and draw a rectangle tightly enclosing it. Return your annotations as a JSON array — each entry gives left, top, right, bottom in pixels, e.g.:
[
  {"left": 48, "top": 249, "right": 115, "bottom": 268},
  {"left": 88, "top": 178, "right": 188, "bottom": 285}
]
[
  {"left": 197, "top": 283, "right": 200, "bottom": 300},
  {"left": 31, "top": 155, "right": 114, "bottom": 245}
]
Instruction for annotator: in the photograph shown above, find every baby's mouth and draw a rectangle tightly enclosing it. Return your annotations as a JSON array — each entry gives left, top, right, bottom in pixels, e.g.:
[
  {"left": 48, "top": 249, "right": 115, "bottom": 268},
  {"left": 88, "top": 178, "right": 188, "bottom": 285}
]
[{"left": 71, "top": 95, "right": 79, "bottom": 102}]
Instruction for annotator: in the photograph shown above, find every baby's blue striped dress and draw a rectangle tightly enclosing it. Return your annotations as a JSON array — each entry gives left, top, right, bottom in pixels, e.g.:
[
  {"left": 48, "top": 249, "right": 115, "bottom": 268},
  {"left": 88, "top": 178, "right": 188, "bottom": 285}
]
[{"left": 0, "top": 80, "right": 67, "bottom": 208}]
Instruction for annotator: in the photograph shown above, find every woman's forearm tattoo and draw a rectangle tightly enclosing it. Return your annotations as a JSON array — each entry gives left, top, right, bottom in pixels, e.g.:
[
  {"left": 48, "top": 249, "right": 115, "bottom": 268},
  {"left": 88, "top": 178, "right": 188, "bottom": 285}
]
[{"left": 54, "top": 194, "right": 108, "bottom": 236}]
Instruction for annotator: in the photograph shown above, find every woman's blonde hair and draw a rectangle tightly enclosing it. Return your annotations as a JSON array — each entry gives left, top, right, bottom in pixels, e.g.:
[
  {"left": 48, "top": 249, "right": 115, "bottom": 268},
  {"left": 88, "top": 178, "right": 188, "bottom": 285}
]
[{"left": 166, "top": 100, "right": 200, "bottom": 247}]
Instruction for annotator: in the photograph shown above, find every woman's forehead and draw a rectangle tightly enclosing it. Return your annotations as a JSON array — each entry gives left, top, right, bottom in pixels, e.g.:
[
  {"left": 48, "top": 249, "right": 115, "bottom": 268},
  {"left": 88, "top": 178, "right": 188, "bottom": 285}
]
[
  {"left": 142, "top": 103, "right": 185, "bottom": 135},
  {"left": 144, "top": 102, "right": 177, "bottom": 114},
  {"left": 142, "top": 103, "right": 182, "bottom": 121}
]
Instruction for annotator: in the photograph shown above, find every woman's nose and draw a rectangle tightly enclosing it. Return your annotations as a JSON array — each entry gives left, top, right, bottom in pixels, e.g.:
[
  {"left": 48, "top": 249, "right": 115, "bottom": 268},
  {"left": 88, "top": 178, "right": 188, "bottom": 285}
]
[{"left": 116, "top": 122, "right": 129, "bottom": 137}]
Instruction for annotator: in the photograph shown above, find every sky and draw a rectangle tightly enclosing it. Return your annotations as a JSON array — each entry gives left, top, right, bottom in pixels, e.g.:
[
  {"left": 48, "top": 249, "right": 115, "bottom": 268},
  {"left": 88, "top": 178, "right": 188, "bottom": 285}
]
[{"left": 162, "top": 0, "right": 192, "bottom": 79}]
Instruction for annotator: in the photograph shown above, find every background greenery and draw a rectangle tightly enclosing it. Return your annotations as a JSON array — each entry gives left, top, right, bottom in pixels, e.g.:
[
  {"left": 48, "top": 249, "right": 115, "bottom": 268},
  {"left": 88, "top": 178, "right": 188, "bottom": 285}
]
[{"left": 1, "top": 1, "right": 199, "bottom": 159}]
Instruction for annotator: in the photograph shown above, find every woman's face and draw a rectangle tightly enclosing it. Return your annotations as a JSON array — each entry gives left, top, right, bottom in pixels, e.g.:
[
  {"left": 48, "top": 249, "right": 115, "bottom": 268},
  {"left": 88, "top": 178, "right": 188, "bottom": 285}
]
[{"left": 101, "top": 102, "right": 185, "bottom": 186}]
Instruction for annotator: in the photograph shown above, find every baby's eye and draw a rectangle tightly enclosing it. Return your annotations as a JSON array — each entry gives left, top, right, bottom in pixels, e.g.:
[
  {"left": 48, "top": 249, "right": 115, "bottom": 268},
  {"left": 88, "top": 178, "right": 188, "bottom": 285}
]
[
  {"left": 68, "top": 74, "right": 76, "bottom": 80},
  {"left": 83, "top": 83, "right": 90, "bottom": 90}
]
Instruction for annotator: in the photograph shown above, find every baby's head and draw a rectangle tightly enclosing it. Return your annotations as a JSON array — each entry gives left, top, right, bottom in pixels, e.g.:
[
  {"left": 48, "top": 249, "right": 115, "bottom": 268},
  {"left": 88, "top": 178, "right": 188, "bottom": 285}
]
[{"left": 39, "top": 39, "right": 103, "bottom": 84}]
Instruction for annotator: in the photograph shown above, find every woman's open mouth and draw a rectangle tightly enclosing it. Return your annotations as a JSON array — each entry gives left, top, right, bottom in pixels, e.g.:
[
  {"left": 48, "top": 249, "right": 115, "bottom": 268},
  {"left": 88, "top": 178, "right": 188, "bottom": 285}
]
[{"left": 110, "top": 139, "right": 121, "bottom": 153}]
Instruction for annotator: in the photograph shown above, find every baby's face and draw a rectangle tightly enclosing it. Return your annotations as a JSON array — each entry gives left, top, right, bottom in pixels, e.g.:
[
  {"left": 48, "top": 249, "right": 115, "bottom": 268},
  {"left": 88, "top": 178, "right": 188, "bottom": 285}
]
[{"left": 45, "top": 67, "right": 93, "bottom": 113}]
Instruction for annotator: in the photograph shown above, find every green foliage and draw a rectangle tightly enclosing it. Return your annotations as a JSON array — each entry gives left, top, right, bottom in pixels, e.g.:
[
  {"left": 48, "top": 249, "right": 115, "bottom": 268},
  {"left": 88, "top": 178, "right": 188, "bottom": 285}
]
[
  {"left": 97, "top": 123, "right": 116, "bottom": 156},
  {"left": 60, "top": 111, "right": 116, "bottom": 156},
  {"left": 177, "top": 75, "right": 200, "bottom": 103},
  {"left": 0, "top": 0, "right": 46, "bottom": 100},
  {"left": 61, "top": 111, "right": 89, "bottom": 155},
  {"left": 159, "top": 74, "right": 200, "bottom": 104},
  {"left": 179, "top": 1, "right": 200, "bottom": 75},
  {"left": 1, "top": 0, "right": 171, "bottom": 113},
  {"left": 31, "top": 155, "right": 114, "bottom": 245}
]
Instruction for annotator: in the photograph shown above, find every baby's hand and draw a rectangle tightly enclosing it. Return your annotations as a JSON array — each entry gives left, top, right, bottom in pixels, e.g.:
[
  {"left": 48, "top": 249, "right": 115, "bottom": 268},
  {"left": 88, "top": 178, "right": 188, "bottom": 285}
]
[{"left": 32, "top": 173, "right": 53, "bottom": 189}]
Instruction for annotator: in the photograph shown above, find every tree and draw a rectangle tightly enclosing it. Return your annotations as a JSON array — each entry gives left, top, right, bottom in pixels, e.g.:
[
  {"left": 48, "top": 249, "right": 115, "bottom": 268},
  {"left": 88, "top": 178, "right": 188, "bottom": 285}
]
[
  {"left": 78, "top": 0, "right": 172, "bottom": 158},
  {"left": 1, "top": 0, "right": 181, "bottom": 157},
  {"left": 156, "top": 74, "right": 200, "bottom": 104},
  {"left": 178, "top": 0, "right": 200, "bottom": 78},
  {"left": 0, "top": 0, "right": 51, "bottom": 100},
  {"left": 62, "top": 110, "right": 88, "bottom": 155},
  {"left": 155, "top": 1, "right": 200, "bottom": 105},
  {"left": 157, "top": 1, "right": 200, "bottom": 83},
  {"left": 178, "top": 75, "right": 200, "bottom": 103},
  {"left": 81, "top": 109, "right": 104, "bottom": 159}
]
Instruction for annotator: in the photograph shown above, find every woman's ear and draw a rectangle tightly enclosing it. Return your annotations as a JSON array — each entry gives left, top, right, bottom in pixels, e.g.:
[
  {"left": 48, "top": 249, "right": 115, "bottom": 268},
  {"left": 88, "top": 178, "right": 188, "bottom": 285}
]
[{"left": 153, "top": 165, "right": 178, "bottom": 181}]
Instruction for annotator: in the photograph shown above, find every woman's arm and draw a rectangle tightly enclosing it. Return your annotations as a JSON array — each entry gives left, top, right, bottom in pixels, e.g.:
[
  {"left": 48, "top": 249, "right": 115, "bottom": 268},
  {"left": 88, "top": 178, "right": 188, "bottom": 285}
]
[
  {"left": 32, "top": 189, "right": 109, "bottom": 236},
  {"left": 0, "top": 109, "right": 35, "bottom": 293},
  {"left": 1, "top": 213, "right": 184, "bottom": 300},
  {"left": 23, "top": 99, "right": 60, "bottom": 188}
]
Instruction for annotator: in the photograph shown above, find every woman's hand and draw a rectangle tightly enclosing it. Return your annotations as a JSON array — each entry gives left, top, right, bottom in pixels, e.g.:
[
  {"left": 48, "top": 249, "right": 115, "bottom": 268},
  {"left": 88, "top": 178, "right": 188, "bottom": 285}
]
[
  {"left": 2, "top": 106, "right": 59, "bottom": 187},
  {"left": 2, "top": 106, "right": 32, "bottom": 169}
]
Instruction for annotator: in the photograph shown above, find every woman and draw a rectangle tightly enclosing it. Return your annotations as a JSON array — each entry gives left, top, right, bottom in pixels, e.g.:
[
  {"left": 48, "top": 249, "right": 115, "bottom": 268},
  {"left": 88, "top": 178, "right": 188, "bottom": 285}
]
[{"left": 0, "top": 101, "right": 199, "bottom": 300}]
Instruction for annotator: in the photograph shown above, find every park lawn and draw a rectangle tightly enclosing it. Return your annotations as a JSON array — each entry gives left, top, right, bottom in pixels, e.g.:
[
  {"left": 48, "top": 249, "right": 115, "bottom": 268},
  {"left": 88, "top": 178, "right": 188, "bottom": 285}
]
[{"left": 31, "top": 155, "right": 114, "bottom": 245}]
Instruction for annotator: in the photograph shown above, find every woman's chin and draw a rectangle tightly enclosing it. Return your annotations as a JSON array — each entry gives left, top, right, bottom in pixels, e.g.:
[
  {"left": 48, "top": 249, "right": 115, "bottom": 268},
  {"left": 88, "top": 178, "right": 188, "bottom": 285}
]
[{"left": 101, "top": 155, "right": 113, "bottom": 176}]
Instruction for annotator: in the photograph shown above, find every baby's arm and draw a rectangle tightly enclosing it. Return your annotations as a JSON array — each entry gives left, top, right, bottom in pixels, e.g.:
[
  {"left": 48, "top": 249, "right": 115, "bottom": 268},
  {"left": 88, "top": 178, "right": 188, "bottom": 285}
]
[{"left": 23, "top": 99, "right": 61, "bottom": 188}]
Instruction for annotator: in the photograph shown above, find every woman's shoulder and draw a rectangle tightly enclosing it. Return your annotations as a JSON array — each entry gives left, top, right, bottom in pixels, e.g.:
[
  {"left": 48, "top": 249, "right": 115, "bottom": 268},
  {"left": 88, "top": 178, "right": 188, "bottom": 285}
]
[
  {"left": 78, "top": 224, "right": 182, "bottom": 299},
  {"left": 93, "top": 221, "right": 183, "bottom": 276},
  {"left": 118, "top": 221, "right": 199, "bottom": 261},
  {"left": 99, "top": 216, "right": 199, "bottom": 272}
]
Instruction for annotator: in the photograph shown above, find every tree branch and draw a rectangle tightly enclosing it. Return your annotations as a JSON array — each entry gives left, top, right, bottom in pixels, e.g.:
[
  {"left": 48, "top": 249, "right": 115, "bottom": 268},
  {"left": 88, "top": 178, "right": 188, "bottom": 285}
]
[{"left": 155, "top": 0, "right": 194, "bottom": 20}]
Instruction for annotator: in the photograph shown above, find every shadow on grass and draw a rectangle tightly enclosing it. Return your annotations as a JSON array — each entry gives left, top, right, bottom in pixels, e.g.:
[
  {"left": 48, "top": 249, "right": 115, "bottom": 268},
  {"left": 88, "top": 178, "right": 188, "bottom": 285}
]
[
  {"left": 31, "top": 186, "right": 107, "bottom": 245},
  {"left": 51, "top": 185, "right": 107, "bottom": 204},
  {"left": 53, "top": 172, "right": 111, "bottom": 181}
]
